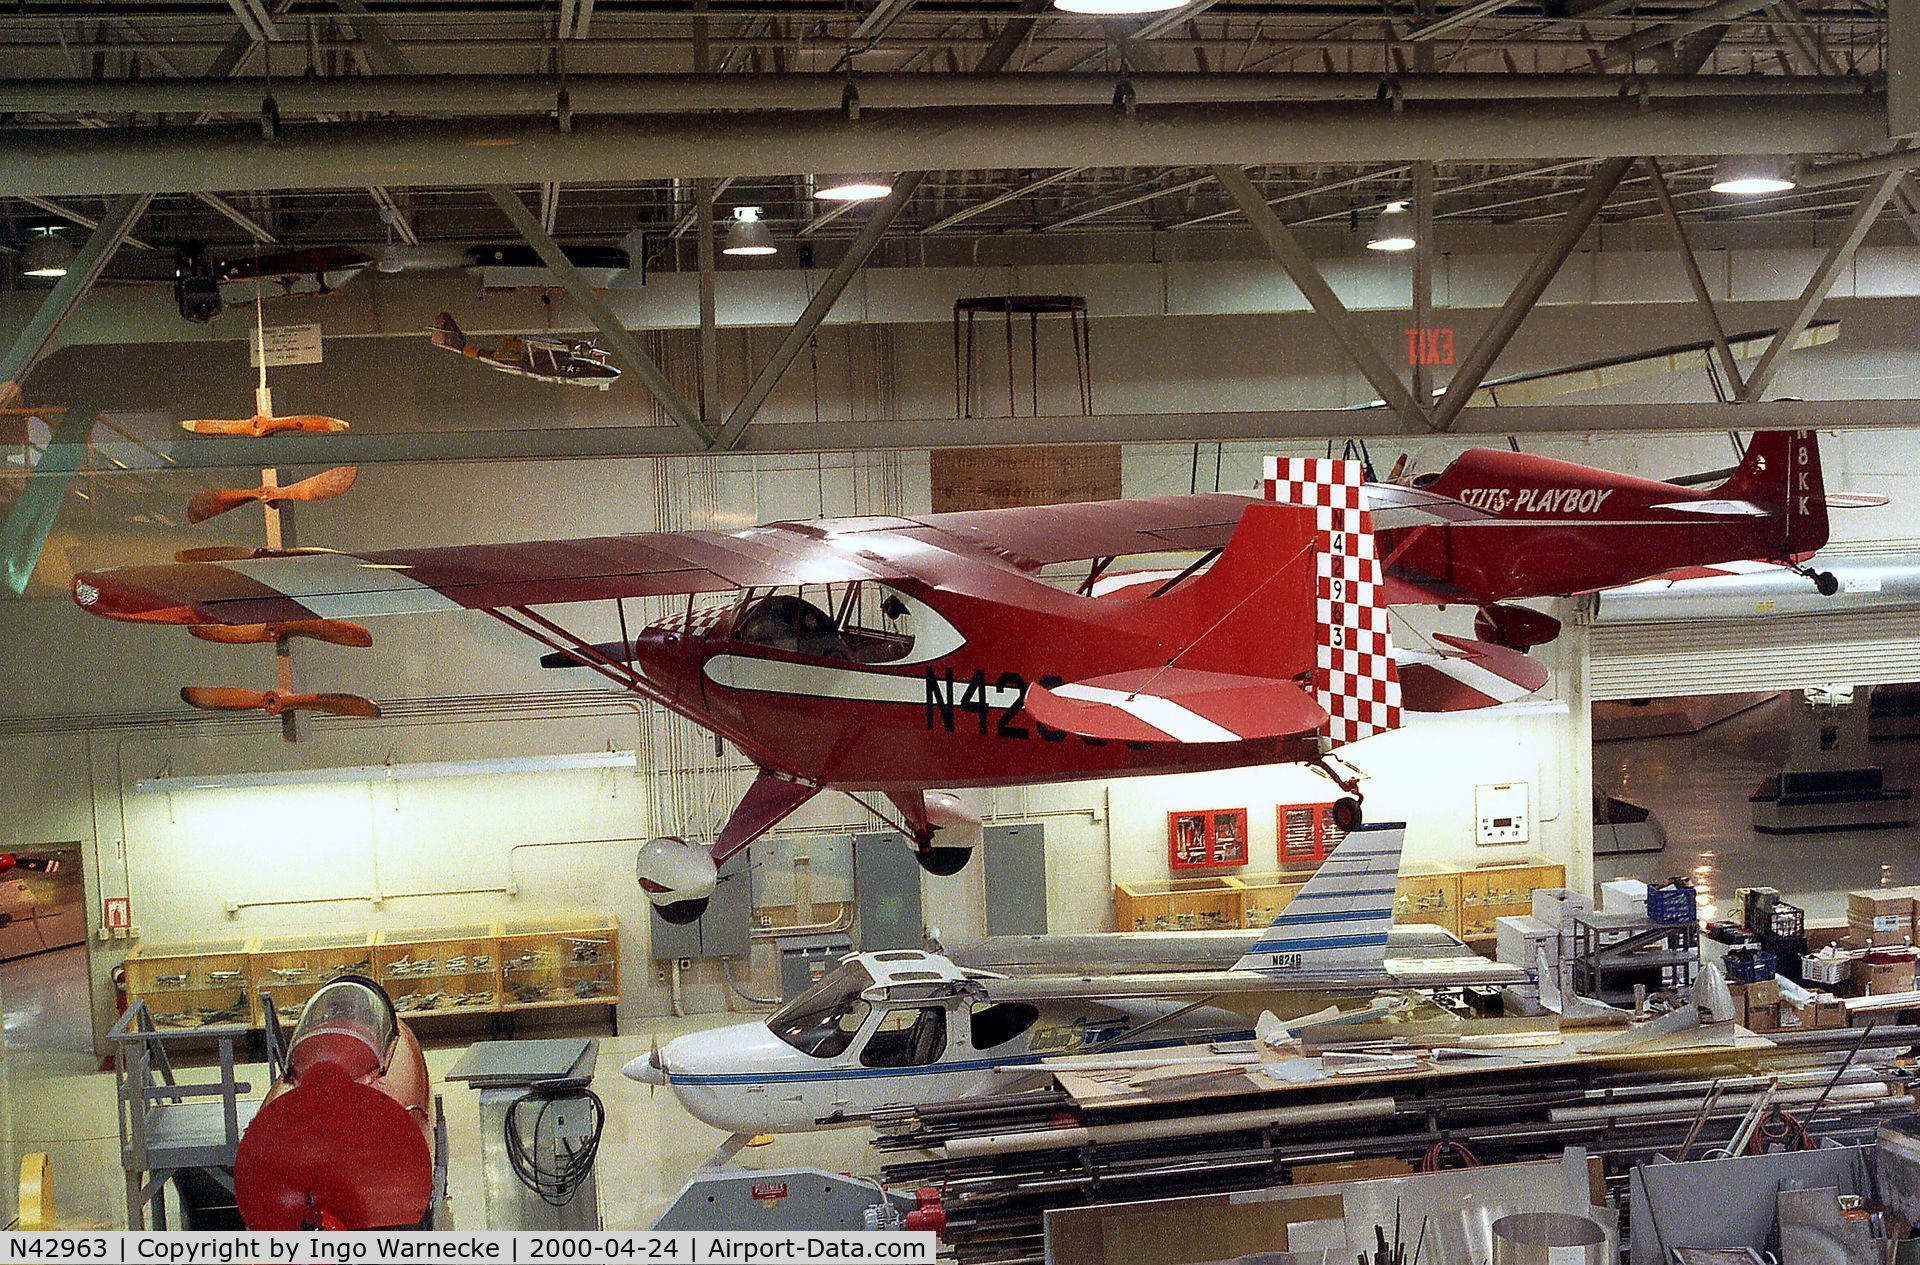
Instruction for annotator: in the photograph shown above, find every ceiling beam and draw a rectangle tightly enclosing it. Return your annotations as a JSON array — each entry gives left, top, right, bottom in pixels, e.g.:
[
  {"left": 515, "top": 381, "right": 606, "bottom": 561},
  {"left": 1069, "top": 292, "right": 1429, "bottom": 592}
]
[
  {"left": 197, "top": 192, "right": 280, "bottom": 244},
  {"left": 924, "top": 167, "right": 1089, "bottom": 234},
  {"left": 0, "top": 95, "right": 1884, "bottom": 198},
  {"left": 53, "top": 398, "right": 1920, "bottom": 473},
  {"left": 1213, "top": 164, "right": 1430, "bottom": 429},
  {"left": 485, "top": 183, "right": 712, "bottom": 448},
  {"left": 1739, "top": 169, "right": 1905, "bottom": 402},
  {"left": 0, "top": 193, "right": 154, "bottom": 410},
  {"left": 15, "top": 196, "right": 153, "bottom": 251},
  {"left": 714, "top": 174, "right": 927, "bottom": 448}
]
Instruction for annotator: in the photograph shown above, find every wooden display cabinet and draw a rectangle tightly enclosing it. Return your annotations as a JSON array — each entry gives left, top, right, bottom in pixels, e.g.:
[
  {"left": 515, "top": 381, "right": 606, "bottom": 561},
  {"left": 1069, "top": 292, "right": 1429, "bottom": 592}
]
[
  {"left": 1235, "top": 875, "right": 1308, "bottom": 929},
  {"left": 1167, "top": 808, "right": 1250, "bottom": 870},
  {"left": 249, "top": 932, "right": 376, "bottom": 1027},
  {"left": 1393, "top": 865, "right": 1462, "bottom": 937},
  {"left": 123, "top": 938, "right": 254, "bottom": 1029},
  {"left": 1458, "top": 857, "right": 1566, "bottom": 940},
  {"left": 373, "top": 924, "right": 503, "bottom": 1019},
  {"left": 498, "top": 916, "right": 619, "bottom": 1012},
  {"left": 1114, "top": 876, "right": 1246, "bottom": 932}
]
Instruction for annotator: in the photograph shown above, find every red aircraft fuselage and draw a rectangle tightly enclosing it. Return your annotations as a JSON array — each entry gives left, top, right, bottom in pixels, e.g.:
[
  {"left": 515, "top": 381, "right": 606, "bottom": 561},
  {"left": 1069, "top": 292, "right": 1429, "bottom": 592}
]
[{"left": 629, "top": 508, "right": 1319, "bottom": 793}]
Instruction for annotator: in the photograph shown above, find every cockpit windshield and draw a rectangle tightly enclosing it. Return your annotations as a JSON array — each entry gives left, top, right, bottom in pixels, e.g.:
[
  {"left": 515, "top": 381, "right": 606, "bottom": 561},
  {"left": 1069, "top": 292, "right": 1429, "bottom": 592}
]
[
  {"left": 289, "top": 976, "right": 397, "bottom": 1070},
  {"left": 768, "top": 960, "right": 875, "bottom": 1059},
  {"left": 733, "top": 583, "right": 916, "bottom": 665}
]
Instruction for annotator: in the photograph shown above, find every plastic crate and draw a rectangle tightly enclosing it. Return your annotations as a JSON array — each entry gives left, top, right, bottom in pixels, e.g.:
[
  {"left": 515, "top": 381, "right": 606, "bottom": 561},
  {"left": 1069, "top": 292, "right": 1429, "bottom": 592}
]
[
  {"left": 1725, "top": 945, "right": 1778, "bottom": 984},
  {"left": 1766, "top": 901, "right": 1806, "bottom": 940},
  {"left": 1647, "top": 879, "right": 1698, "bottom": 925}
]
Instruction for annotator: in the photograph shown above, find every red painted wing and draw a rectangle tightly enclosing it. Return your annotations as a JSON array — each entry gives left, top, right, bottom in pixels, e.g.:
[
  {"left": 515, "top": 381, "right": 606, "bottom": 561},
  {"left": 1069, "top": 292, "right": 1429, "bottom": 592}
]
[
  {"left": 1024, "top": 667, "right": 1326, "bottom": 745},
  {"left": 1395, "top": 634, "right": 1549, "bottom": 713}
]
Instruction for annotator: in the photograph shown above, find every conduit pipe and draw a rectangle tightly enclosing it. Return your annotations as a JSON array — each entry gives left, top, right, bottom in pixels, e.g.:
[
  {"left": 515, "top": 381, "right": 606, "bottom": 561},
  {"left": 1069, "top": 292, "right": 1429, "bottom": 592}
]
[
  {"left": 1799, "top": 145, "right": 1919, "bottom": 187},
  {"left": 0, "top": 97, "right": 1887, "bottom": 197},
  {"left": 0, "top": 72, "right": 1876, "bottom": 116},
  {"left": 941, "top": 1096, "right": 1396, "bottom": 1158},
  {"left": 1548, "top": 1080, "right": 1898, "bottom": 1123}
]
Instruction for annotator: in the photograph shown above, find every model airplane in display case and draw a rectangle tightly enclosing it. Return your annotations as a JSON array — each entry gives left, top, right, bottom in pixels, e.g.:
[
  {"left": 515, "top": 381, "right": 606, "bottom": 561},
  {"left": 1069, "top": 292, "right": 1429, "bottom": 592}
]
[
  {"left": 429, "top": 313, "right": 620, "bottom": 389},
  {"left": 71, "top": 430, "right": 1867, "bottom": 923}
]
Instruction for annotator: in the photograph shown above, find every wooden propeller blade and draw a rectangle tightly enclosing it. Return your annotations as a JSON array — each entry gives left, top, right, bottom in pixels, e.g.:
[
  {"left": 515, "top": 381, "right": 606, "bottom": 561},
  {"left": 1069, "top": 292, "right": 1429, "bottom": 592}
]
[
  {"left": 181, "top": 685, "right": 381, "bottom": 718},
  {"left": 181, "top": 414, "right": 351, "bottom": 437},
  {"left": 187, "top": 466, "right": 357, "bottom": 523},
  {"left": 188, "top": 620, "right": 373, "bottom": 648}
]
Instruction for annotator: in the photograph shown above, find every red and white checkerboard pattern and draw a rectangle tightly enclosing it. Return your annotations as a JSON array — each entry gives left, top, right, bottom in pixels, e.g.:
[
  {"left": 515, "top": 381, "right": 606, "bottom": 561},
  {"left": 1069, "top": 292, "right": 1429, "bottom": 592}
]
[
  {"left": 651, "top": 601, "right": 734, "bottom": 638},
  {"left": 1263, "top": 456, "right": 1403, "bottom": 745}
]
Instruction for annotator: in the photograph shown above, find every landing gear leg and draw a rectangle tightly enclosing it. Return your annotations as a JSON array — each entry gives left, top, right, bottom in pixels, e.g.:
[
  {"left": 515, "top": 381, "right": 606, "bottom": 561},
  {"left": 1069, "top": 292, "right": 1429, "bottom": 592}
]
[{"left": 1311, "top": 754, "right": 1368, "bottom": 832}]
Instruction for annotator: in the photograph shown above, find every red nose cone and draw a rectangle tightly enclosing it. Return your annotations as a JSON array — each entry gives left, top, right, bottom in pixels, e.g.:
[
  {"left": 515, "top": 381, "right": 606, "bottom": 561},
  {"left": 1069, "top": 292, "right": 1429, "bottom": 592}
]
[{"left": 235, "top": 1065, "right": 433, "bottom": 1231}]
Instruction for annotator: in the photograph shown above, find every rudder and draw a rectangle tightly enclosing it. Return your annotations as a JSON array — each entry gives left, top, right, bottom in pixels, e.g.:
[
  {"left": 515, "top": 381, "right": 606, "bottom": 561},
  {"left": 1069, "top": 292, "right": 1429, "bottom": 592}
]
[{"left": 1264, "top": 457, "right": 1402, "bottom": 745}]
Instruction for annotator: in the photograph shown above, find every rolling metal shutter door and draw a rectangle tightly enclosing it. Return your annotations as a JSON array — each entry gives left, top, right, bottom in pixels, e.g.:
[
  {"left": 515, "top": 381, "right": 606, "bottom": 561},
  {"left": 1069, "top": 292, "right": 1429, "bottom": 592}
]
[{"left": 1589, "top": 610, "right": 1920, "bottom": 700}]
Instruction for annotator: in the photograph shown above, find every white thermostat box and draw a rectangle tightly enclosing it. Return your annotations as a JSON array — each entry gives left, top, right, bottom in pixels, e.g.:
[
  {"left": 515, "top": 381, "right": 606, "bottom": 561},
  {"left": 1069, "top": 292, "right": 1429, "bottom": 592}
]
[{"left": 1475, "top": 782, "right": 1530, "bottom": 845}]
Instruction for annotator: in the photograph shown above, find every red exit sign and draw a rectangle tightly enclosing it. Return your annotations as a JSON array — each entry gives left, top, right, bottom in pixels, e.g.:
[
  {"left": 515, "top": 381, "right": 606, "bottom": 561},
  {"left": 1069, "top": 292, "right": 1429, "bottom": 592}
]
[{"left": 1407, "top": 327, "right": 1454, "bottom": 366}]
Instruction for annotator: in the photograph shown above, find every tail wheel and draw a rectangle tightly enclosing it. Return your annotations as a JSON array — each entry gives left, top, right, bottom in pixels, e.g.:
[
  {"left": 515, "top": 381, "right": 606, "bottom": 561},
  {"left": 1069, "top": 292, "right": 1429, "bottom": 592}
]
[
  {"left": 1330, "top": 797, "right": 1364, "bottom": 833},
  {"left": 655, "top": 897, "right": 709, "bottom": 925},
  {"left": 1815, "top": 571, "right": 1839, "bottom": 596},
  {"left": 914, "top": 846, "right": 974, "bottom": 877}
]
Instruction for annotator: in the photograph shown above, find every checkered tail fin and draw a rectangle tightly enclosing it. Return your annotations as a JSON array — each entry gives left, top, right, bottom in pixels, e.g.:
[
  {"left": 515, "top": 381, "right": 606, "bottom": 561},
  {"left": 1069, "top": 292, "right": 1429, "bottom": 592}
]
[
  {"left": 1231, "top": 823, "right": 1406, "bottom": 975},
  {"left": 1262, "top": 457, "right": 1402, "bottom": 745}
]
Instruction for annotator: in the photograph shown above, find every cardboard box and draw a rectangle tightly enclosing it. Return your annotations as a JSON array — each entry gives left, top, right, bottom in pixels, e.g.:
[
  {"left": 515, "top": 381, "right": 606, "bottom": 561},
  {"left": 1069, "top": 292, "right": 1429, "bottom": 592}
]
[
  {"left": 1852, "top": 953, "right": 1918, "bottom": 996},
  {"left": 1744, "top": 1001, "right": 1782, "bottom": 1032},
  {"left": 1496, "top": 915, "right": 1563, "bottom": 968},
  {"left": 1601, "top": 879, "right": 1648, "bottom": 916},
  {"left": 1531, "top": 888, "right": 1594, "bottom": 929},
  {"left": 1814, "top": 999, "right": 1847, "bottom": 1029},
  {"left": 1848, "top": 891, "right": 1915, "bottom": 940},
  {"left": 1744, "top": 976, "right": 1781, "bottom": 1007}
]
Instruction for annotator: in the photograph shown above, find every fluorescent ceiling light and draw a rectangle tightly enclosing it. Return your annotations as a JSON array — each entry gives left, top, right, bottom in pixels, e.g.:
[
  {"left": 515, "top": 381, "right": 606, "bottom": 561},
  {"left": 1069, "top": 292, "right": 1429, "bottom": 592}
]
[
  {"left": 1367, "top": 200, "right": 1416, "bottom": 252},
  {"left": 133, "top": 750, "right": 638, "bottom": 794},
  {"left": 815, "top": 175, "right": 894, "bottom": 202},
  {"left": 723, "top": 205, "right": 777, "bottom": 256},
  {"left": 20, "top": 231, "right": 75, "bottom": 278},
  {"left": 1711, "top": 155, "right": 1796, "bottom": 195},
  {"left": 1055, "top": 0, "right": 1188, "bottom": 11}
]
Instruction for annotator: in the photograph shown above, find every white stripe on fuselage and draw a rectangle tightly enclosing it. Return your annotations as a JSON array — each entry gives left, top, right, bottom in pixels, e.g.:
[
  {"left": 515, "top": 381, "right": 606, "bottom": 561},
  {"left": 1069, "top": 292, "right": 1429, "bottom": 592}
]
[{"left": 703, "top": 653, "right": 1023, "bottom": 707}]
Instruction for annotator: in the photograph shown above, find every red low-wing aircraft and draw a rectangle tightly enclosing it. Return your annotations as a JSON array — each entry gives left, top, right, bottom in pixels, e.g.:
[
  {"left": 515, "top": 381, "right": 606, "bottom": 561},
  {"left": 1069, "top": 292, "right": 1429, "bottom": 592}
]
[{"left": 71, "top": 430, "right": 1857, "bottom": 922}]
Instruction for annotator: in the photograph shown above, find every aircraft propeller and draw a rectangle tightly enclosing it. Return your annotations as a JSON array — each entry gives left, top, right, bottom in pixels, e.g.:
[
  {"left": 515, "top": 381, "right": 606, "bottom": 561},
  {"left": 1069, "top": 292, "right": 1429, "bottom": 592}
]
[
  {"left": 189, "top": 620, "right": 373, "bottom": 649},
  {"left": 187, "top": 466, "right": 358, "bottom": 524},
  {"left": 180, "top": 686, "right": 382, "bottom": 719},
  {"left": 181, "top": 414, "right": 350, "bottom": 438}
]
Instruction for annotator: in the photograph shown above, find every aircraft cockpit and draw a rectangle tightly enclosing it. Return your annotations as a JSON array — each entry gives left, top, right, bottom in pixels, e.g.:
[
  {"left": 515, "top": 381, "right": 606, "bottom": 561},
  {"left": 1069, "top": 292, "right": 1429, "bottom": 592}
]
[
  {"left": 730, "top": 583, "right": 920, "bottom": 664},
  {"left": 764, "top": 950, "right": 1041, "bottom": 1072}
]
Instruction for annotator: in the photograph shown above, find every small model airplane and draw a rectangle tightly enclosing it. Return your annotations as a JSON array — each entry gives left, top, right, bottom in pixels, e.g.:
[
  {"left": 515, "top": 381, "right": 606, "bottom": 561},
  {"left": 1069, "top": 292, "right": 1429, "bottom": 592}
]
[
  {"left": 624, "top": 825, "right": 1521, "bottom": 1136},
  {"left": 72, "top": 430, "right": 1871, "bottom": 922},
  {"left": 429, "top": 313, "right": 620, "bottom": 390}
]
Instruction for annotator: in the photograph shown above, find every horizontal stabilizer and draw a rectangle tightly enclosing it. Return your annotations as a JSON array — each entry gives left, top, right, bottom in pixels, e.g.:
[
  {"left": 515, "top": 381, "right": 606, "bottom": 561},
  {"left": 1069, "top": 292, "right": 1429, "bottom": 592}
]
[
  {"left": 1024, "top": 668, "right": 1326, "bottom": 745},
  {"left": 1395, "top": 633, "right": 1548, "bottom": 713},
  {"left": 1825, "top": 492, "right": 1889, "bottom": 509}
]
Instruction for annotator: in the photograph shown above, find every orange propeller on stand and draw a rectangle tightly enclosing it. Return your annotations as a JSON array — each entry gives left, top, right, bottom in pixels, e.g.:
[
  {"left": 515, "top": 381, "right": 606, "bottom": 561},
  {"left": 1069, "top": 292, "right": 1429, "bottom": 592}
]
[
  {"left": 187, "top": 466, "right": 357, "bottom": 524},
  {"left": 180, "top": 686, "right": 382, "bottom": 718},
  {"left": 189, "top": 621, "right": 373, "bottom": 649}
]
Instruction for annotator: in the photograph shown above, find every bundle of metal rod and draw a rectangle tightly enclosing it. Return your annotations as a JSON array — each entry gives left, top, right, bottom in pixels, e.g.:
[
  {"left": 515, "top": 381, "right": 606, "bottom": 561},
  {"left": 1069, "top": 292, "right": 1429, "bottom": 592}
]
[{"left": 876, "top": 1028, "right": 1920, "bottom": 1265}]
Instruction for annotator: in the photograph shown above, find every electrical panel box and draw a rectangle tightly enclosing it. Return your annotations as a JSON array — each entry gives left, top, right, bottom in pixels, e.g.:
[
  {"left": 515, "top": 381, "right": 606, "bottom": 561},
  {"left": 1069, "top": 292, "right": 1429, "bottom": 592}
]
[
  {"left": 647, "top": 849, "right": 751, "bottom": 960},
  {"left": 1475, "top": 782, "right": 1531, "bottom": 846}
]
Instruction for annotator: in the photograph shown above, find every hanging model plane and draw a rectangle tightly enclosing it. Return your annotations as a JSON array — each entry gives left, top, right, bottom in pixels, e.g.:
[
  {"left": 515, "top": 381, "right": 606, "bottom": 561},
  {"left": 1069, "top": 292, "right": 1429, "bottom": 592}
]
[
  {"left": 623, "top": 824, "right": 1523, "bottom": 1137},
  {"left": 70, "top": 430, "right": 1866, "bottom": 921},
  {"left": 429, "top": 313, "right": 620, "bottom": 389}
]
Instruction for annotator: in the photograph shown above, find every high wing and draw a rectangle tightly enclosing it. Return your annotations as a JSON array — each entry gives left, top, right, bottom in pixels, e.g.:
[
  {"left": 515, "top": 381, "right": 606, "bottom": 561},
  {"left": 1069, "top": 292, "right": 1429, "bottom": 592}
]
[{"left": 71, "top": 493, "right": 1277, "bottom": 626}]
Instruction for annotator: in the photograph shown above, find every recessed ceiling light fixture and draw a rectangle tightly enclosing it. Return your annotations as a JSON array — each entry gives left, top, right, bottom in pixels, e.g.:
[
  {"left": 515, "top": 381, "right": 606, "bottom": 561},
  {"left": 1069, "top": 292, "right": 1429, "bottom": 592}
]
[
  {"left": 1366, "top": 201, "right": 1416, "bottom": 252},
  {"left": 723, "top": 206, "right": 777, "bottom": 257},
  {"left": 815, "top": 174, "right": 894, "bottom": 202},
  {"left": 1711, "top": 155, "right": 1797, "bottom": 195},
  {"left": 20, "top": 229, "right": 75, "bottom": 278},
  {"left": 1054, "top": 0, "right": 1188, "bottom": 11}
]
